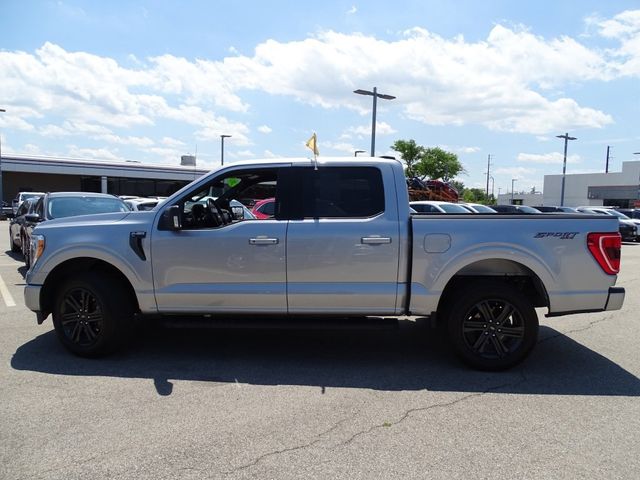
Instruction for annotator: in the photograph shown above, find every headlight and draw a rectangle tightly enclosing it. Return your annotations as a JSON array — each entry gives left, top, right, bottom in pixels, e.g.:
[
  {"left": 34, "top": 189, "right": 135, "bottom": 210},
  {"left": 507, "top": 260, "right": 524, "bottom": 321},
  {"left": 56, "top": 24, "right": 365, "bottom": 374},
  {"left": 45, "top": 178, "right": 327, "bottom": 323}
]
[{"left": 30, "top": 234, "right": 46, "bottom": 267}]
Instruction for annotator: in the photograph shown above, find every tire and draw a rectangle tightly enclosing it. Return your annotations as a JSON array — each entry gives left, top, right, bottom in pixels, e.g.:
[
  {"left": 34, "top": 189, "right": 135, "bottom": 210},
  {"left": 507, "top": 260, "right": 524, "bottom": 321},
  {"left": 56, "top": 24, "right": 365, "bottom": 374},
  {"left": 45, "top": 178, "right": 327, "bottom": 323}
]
[
  {"left": 52, "top": 272, "right": 134, "bottom": 357},
  {"left": 10, "top": 231, "right": 20, "bottom": 253},
  {"left": 23, "top": 237, "right": 31, "bottom": 268},
  {"left": 445, "top": 280, "right": 538, "bottom": 371}
]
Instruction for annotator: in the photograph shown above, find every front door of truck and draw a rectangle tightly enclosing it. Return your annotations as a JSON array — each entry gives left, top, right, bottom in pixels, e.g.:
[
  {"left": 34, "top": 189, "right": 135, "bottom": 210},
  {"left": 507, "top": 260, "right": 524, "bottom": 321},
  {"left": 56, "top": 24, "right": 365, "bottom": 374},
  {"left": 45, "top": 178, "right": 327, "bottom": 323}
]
[
  {"left": 152, "top": 167, "right": 288, "bottom": 314},
  {"left": 285, "top": 166, "right": 400, "bottom": 314}
]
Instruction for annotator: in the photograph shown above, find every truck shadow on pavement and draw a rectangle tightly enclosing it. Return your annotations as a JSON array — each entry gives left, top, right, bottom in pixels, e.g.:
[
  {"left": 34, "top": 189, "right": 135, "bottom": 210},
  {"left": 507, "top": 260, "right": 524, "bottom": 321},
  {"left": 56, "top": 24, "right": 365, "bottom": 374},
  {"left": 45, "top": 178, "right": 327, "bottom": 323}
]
[{"left": 11, "top": 320, "right": 640, "bottom": 397}]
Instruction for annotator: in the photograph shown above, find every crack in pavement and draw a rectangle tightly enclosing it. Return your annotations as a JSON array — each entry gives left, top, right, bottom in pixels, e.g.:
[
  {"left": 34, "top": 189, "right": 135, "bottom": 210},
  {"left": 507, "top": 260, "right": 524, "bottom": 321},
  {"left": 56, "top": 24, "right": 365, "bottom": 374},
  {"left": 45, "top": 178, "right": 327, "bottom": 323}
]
[
  {"left": 538, "top": 314, "right": 617, "bottom": 345},
  {"left": 219, "top": 416, "right": 355, "bottom": 477},
  {"left": 219, "top": 373, "right": 529, "bottom": 477},
  {"left": 331, "top": 371, "right": 528, "bottom": 451}
]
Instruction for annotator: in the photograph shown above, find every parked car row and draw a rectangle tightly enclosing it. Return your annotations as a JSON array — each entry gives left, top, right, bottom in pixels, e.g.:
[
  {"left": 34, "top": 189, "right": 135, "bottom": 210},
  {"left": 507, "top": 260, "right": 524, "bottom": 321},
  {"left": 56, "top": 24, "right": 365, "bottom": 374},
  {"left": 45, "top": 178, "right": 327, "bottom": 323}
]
[
  {"left": 9, "top": 192, "right": 130, "bottom": 267},
  {"left": 408, "top": 201, "right": 639, "bottom": 242}
]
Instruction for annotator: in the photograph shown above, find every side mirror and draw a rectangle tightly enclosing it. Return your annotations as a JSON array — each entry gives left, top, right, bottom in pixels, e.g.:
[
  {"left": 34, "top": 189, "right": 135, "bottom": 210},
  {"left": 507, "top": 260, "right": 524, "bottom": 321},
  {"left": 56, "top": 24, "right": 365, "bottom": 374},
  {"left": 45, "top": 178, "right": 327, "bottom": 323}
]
[
  {"left": 159, "top": 205, "right": 183, "bottom": 231},
  {"left": 25, "top": 214, "right": 42, "bottom": 223}
]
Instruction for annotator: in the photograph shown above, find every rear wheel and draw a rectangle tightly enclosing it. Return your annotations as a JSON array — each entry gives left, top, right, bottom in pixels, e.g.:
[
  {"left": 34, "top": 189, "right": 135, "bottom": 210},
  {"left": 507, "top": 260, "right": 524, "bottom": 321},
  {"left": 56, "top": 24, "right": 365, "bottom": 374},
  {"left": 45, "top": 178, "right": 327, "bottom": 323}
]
[
  {"left": 445, "top": 281, "right": 538, "bottom": 370},
  {"left": 52, "top": 272, "right": 134, "bottom": 357}
]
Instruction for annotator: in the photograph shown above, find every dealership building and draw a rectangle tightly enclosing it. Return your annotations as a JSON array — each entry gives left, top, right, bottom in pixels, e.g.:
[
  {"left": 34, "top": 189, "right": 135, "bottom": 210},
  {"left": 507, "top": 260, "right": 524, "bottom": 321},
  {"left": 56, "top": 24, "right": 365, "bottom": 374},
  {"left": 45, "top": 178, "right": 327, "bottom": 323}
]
[
  {"left": 542, "top": 160, "right": 640, "bottom": 208},
  {"left": 1, "top": 154, "right": 209, "bottom": 203},
  {"left": 495, "top": 160, "right": 640, "bottom": 208}
]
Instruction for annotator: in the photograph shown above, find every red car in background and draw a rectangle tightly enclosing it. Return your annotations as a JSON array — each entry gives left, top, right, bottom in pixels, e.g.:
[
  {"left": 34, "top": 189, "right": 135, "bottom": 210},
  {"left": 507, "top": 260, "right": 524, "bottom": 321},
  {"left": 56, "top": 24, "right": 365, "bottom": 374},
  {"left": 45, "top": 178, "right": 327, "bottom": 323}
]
[{"left": 251, "top": 197, "right": 275, "bottom": 219}]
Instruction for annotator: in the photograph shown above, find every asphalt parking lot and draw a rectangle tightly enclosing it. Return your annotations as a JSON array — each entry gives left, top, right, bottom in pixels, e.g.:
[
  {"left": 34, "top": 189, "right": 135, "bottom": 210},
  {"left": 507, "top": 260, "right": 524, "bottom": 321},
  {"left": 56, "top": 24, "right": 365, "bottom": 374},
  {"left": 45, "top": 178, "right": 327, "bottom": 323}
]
[{"left": 1, "top": 225, "right": 639, "bottom": 480}]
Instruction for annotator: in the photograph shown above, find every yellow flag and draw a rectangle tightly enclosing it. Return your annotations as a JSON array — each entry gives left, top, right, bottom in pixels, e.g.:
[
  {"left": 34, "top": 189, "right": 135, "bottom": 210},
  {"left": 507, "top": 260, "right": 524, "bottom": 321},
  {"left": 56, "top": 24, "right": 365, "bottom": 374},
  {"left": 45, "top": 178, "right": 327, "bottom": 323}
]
[{"left": 305, "top": 132, "right": 319, "bottom": 156}]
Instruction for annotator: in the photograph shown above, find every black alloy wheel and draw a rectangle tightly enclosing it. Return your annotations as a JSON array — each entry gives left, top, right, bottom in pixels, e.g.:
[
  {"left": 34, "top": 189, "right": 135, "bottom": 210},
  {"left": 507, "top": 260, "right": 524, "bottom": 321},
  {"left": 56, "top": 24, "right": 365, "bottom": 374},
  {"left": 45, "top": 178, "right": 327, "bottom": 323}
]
[
  {"left": 460, "top": 299, "right": 525, "bottom": 360},
  {"left": 59, "top": 287, "right": 104, "bottom": 348},
  {"left": 445, "top": 281, "right": 538, "bottom": 370},
  {"left": 52, "top": 272, "right": 134, "bottom": 357}
]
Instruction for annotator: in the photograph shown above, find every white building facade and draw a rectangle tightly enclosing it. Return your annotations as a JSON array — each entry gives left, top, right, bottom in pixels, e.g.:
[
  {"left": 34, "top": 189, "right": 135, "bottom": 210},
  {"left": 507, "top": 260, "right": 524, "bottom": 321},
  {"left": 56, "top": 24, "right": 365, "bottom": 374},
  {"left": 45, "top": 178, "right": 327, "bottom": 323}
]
[{"left": 543, "top": 161, "right": 640, "bottom": 208}]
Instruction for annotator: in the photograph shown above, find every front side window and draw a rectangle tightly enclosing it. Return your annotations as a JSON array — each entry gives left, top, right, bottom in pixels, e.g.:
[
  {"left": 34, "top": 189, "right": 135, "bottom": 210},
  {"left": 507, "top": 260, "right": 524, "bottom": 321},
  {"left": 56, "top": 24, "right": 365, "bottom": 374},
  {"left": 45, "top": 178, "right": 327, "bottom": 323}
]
[{"left": 177, "top": 168, "right": 279, "bottom": 229}]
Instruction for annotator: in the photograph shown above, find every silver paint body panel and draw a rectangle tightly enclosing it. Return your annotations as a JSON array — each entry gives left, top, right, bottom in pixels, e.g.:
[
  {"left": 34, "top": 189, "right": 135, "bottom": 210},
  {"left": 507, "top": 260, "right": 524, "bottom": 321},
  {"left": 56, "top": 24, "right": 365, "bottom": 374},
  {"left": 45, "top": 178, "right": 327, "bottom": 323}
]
[{"left": 25, "top": 157, "right": 623, "bottom": 320}]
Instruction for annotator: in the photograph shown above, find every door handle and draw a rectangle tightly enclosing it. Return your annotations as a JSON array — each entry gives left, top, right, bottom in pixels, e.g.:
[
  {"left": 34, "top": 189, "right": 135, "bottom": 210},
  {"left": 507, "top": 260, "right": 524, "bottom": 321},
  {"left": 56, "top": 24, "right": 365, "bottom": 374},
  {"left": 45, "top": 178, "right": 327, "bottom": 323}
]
[
  {"left": 249, "top": 237, "right": 279, "bottom": 245},
  {"left": 361, "top": 236, "right": 392, "bottom": 245}
]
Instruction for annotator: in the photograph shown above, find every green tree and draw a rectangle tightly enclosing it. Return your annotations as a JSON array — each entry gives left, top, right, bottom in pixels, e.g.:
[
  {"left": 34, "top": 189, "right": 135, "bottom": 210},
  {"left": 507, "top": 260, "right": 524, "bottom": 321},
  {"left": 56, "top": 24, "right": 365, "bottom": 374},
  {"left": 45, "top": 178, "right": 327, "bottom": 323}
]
[
  {"left": 449, "top": 180, "right": 465, "bottom": 195},
  {"left": 391, "top": 139, "right": 424, "bottom": 178},
  {"left": 415, "top": 147, "right": 466, "bottom": 182}
]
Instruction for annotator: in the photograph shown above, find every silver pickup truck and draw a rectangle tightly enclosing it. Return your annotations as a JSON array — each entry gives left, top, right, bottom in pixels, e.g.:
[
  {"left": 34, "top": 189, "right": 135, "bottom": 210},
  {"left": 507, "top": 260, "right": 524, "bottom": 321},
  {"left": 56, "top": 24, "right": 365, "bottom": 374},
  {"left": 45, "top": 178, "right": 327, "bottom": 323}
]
[{"left": 24, "top": 157, "right": 625, "bottom": 370}]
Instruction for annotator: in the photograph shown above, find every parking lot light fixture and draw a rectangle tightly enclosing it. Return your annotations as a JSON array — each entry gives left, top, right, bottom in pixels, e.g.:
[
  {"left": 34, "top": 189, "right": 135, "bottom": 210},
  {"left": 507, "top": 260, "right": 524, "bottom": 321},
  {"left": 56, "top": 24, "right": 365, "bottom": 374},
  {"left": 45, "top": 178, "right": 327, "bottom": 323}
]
[
  {"left": 354, "top": 150, "right": 366, "bottom": 157},
  {"left": 353, "top": 87, "right": 395, "bottom": 157}
]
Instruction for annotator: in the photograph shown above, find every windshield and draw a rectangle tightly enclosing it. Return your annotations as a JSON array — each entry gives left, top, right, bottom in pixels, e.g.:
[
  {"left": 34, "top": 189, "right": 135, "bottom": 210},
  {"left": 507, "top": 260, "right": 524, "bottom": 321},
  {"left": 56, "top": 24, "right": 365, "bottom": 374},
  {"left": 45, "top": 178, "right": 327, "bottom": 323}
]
[
  {"left": 605, "top": 210, "right": 630, "bottom": 219},
  {"left": 48, "top": 196, "right": 129, "bottom": 219},
  {"left": 518, "top": 206, "right": 541, "bottom": 213},
  {"left": 439, "top": 203, "right": 471, "bottom": 213},
  {"left": 22, "top": 193, "right": 42, "bottom": 201},
  {"left": 471, "top": 204, "right": 497, "bottom": 213}
]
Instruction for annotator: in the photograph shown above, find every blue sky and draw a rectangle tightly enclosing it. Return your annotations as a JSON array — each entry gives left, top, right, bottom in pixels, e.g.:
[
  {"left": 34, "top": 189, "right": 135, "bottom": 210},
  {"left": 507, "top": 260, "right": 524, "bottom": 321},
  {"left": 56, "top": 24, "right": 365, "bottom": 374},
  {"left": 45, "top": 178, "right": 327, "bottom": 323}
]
[{"left": 1, "top": 1, "right": 640, "bottom": 194}]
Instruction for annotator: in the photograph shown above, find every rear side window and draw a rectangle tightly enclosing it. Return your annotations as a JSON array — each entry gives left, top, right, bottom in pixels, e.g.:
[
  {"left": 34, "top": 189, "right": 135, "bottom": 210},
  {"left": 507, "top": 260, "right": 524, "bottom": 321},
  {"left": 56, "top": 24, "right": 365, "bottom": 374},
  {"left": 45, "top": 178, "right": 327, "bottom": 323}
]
[{"left": 293, "top": 167, "right": 384, "bottom": 218}]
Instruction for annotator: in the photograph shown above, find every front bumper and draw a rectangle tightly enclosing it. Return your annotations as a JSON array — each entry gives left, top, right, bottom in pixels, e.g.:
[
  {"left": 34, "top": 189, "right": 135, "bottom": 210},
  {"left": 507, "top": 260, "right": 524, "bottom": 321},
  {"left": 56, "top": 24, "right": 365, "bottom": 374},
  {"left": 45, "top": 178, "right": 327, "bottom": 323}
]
[{"left": 24, "top": 284, "right": 45, "bottom": 324}]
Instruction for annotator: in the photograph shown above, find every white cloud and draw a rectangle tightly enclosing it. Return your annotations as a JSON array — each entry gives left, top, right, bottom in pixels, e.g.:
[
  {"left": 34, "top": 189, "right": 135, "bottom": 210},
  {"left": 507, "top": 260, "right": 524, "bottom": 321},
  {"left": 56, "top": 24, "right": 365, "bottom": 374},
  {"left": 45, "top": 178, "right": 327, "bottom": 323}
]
[
  {"left": 323, "top": 141, "right": 357, "bottom": 155},
  {"left": 67, "top": 145, "right": 124, "bottom": 161},
  {"left": 263, "top": 150, "right": 277, "bottom": 158},
  {"left": 347, "top": 6, "right": 357, "bottom": 15},
  {"left": 494, "top": 166, "right": 536, "bottom": 176},
  {"left": 517, "top": 152, "right": 580, "bottom": 164},
  {"left": 1, "top": 9, "right": 639, "bottom": 161},
  {"left": 22, "top": 144, "right": 44, "bottom": 155},
  {"left": 596, "top": 10, "right": 640, "bottom": 39},
  {"left": 236, "top": 150, "right": 255, "bottom": 157},
  {"left": 439, "top": 144, "right": 481, "bottom": 154},
  {"left": 94, "top": 134, "right": 155, "bottom": 147},
  {"left": 346, "top": 122, "right": 396, "bottom": 137},
  {"left": 161, "top": 137, "right": 186, "bottom": 147}
]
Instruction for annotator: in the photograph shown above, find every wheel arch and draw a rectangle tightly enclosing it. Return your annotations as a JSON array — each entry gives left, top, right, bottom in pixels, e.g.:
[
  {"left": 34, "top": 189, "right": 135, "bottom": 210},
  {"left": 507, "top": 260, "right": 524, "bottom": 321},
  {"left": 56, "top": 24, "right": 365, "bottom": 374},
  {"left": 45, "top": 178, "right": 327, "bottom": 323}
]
[
  {"left": 40, "top": 257, "right": 140, "bottom": 321},
  {"left": 436, "top": 258, "right": 549, "bottom": 318}
]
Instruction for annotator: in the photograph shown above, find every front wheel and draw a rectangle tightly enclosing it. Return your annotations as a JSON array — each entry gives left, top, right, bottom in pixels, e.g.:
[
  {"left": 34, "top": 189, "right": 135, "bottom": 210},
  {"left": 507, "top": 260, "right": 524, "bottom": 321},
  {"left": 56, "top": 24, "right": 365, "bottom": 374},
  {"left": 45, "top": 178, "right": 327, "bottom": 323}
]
[
  {"left": 52, "top": 272, "right": 134, "bottom": 357},
  {"left": 445, "top": 281, "right": 538, "bottom": 370},
  {"left": 10, "top": 231, "right": 20, "bottom": 253}
]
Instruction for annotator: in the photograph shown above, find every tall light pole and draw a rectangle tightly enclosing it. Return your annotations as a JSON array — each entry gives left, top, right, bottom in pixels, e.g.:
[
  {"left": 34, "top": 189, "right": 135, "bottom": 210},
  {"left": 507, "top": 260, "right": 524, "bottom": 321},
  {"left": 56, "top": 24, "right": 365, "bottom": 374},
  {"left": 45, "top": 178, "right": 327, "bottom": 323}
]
[
  {"left": 511, "top": 178, "right": 517, "bottom": 205},
  {"left": 354, "top": 150, "right": 365, "bottom": 157},
  {"left": 220, "top": 134, "right": 231, "bottom": 166},
  {"left": 0, "top": 108, "right": 5, "bottom": 205},
  {"left": 485, "top": 154, "right": 492, "bottom": 198},
  {"left": 556, "top": 132, "right": 577, "bottom": 206},
  {"left": 353, "top": 87, "right": 395, "bottom": 157}
]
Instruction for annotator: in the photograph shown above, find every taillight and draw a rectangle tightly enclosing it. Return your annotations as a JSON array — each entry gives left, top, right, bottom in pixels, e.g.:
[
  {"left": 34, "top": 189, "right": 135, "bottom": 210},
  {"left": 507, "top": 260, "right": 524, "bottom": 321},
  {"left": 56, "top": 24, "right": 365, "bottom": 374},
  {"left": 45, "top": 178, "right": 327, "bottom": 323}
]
[{"left": 587, "top": 232, "right": 621, "bottom": 275}]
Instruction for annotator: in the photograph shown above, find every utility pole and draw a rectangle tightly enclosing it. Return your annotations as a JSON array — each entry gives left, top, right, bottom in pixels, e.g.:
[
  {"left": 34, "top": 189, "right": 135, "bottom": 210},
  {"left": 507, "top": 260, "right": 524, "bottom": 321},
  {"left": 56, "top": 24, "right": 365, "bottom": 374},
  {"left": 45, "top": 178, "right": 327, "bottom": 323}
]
[
  {"left": 220, "top": 134, "right": 231, "bottom": 166},
  {"left": 485, "top": 154, "right": 492, "bottom": 198},
  {"left": 556, "top": 132, "right": 577, "bottom": 207},
  {"left": 605, "top": 145, "right": 611, "bottom": 173}
]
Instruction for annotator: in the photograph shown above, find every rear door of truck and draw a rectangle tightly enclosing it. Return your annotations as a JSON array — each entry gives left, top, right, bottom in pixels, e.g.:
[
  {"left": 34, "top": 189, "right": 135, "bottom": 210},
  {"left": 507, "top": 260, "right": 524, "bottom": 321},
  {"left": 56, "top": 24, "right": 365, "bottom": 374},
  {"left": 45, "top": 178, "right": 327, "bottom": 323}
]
[{"left": 284, "top": 165, "right": 401, "bottom": 314}]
